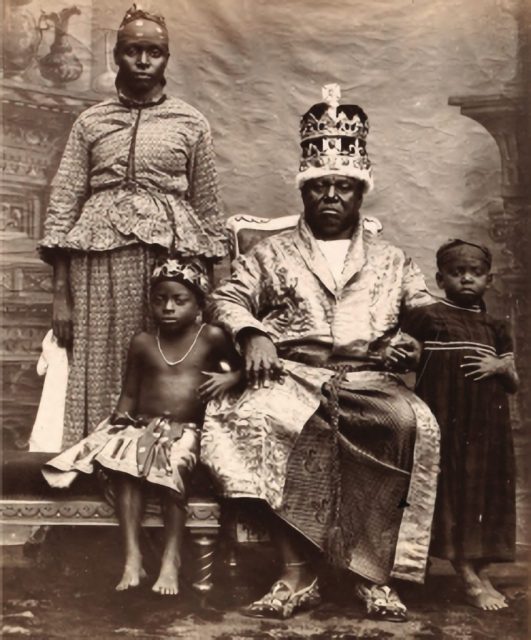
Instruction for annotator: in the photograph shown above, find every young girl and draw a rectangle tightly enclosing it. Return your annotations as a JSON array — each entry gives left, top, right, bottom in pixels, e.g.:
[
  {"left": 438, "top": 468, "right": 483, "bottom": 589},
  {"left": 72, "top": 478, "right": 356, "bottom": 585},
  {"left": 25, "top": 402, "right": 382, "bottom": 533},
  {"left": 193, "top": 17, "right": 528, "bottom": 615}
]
[
  {"left": 43, "top": 258, "right": 240, "bottom": 595},
  {"left": 402, "top": 239, "right": 519, "bottom": 611}
]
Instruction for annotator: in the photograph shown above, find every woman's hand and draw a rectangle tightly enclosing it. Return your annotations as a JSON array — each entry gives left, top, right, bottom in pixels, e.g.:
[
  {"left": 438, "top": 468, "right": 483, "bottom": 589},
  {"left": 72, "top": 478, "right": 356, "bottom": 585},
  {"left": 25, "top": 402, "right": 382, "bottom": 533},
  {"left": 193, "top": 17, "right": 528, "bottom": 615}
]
[
  {"left": 239, "top": 330, "right": 285, "bottom": 389},
  {"left": 52, "top": 290, "right": 73, "bottom": 348},
  {"left": 199, "top": 370, "right": 242, "bottom": 402}
]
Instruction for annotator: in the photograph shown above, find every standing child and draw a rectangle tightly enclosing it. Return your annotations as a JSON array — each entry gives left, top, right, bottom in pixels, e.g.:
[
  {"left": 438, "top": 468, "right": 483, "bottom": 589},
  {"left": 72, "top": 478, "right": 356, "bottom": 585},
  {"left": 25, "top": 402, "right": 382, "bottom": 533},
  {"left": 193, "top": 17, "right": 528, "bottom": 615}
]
[
  {"left": 402, "top": 239, "right": 519, "bottom": 611},
  {"left": 43, "top": 257, "right": 240, "bottom": 595}
]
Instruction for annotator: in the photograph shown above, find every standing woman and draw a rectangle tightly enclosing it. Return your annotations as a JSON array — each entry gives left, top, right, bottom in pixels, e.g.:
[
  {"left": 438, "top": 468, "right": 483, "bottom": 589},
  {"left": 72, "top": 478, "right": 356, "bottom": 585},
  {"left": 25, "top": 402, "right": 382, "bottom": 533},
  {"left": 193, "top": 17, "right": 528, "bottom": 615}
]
[{"left": 39, "top": 5, "right": 227, "bottom": 447}]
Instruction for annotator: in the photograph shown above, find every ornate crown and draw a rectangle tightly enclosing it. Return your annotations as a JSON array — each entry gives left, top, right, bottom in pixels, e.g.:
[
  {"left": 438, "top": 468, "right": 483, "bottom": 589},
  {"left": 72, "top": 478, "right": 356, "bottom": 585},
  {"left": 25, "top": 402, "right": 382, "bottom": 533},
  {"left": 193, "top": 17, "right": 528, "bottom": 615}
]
[{"left": 296, "top": 84, "right": 373, "bottom": 193}]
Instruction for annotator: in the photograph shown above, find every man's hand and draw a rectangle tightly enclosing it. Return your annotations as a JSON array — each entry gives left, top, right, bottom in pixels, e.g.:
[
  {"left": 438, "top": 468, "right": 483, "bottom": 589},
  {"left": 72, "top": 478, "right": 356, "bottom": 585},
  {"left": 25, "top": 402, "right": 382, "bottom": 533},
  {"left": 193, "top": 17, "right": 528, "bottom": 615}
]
[
  {"left": 239, "top": 330, "right": 285, "bottom": 389},
  {"left": 461, "top": 352, "right": 506, "bottom": 382},
  {"left": 52, "top": 290, "right": 73, "bottom": 348},
  {"left": 384, "top": 332, "right": 422, "bottom": 372}
]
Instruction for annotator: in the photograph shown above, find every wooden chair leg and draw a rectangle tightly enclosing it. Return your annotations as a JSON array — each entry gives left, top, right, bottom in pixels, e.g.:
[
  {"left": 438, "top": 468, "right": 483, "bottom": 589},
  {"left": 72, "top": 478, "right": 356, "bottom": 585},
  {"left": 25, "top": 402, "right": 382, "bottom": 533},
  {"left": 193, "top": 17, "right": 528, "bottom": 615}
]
[{"left": 191, "top": 531, "right": 218, "bottom": 593}]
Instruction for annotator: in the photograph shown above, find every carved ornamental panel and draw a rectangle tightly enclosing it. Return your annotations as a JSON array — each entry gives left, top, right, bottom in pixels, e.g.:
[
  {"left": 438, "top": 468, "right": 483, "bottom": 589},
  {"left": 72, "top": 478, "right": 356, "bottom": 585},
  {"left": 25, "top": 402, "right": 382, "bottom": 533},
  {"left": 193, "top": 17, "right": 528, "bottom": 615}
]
[{"left": 1, "top": 80, "right": 98, "bottom": 449}]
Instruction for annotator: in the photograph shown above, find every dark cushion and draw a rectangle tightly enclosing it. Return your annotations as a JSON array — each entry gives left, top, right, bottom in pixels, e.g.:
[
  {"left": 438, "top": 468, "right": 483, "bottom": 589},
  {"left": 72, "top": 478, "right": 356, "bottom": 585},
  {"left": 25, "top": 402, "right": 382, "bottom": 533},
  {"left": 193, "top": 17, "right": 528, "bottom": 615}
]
[
  {"left": 2, "top": 451, "right": 218, "bottom": 500},
  {"left": 2, "top": 451, "right": 101, "bottom": 498}
]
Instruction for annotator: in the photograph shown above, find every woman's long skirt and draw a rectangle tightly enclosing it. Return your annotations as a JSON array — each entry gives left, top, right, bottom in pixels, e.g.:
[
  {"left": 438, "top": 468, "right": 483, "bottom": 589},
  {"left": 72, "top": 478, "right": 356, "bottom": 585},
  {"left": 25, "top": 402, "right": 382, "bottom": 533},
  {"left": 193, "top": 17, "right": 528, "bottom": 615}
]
[{"left": 63, "top": 245, "right": 158, "bottom": 447}]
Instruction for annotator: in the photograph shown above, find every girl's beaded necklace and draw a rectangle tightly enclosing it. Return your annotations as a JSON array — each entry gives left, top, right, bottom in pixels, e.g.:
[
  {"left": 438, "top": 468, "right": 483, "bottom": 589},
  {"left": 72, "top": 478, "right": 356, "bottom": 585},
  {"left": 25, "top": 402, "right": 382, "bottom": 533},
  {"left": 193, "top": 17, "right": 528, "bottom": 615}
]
[{"left": 156, "top": 323, "right": 205, "bottom": 366}]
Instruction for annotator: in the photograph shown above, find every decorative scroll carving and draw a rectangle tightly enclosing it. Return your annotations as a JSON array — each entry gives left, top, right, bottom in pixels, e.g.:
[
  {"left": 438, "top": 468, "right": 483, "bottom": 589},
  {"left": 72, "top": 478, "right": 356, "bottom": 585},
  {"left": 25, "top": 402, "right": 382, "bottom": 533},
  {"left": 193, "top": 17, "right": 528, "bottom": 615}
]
[
  {"left": 2, "top": 302, "right": 52, "bottom": 318},
  {"left": 2, "top": 148, "right": 58, "bottom": 183},
  {"left": 2, "top": 113, "right": 69, "bottom": 185},
  {"left": 3, "top": 119, "right": 64, "bottom": 150},
  {"left": 1, "top": 327, "right": 50, "bottom": 354},
  {"left": 1, "top": 265, "right": 53, "bottom": 294},
  {"left": 1, "top": 82, "right": 98, "bottom": 451},
  {"left": 0, "top": 197, "right": 38, "bottom": 237},
  {"left": 1, "top": 361, "right": 43, "bottom": 449},
  {"left": 0, "top": 499, "right": 220, "bottom": 528}
]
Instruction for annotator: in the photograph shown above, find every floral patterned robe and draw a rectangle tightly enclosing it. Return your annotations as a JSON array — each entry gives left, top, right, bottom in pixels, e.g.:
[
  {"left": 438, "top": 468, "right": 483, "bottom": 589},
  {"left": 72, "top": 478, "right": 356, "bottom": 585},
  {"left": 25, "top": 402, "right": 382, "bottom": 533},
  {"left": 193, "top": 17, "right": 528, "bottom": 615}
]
[{"left": 202, "top": 217, "right": 440, "bottom": 584}]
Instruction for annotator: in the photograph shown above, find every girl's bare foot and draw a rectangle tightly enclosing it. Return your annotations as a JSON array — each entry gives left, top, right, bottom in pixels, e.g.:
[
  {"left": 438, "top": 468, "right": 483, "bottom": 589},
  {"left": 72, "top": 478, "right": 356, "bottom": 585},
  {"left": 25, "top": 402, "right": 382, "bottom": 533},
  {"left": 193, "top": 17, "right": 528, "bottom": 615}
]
[
  {"left": 116, "top": 559, "right": 147, "bottom": 591},
  {"left": 464, "top": 585, "right": 508, "bottom": 611},
  {"left": 455, "top": 560, "right": 508, "bottom": 611},
  {"left": 152, "top": 561, "right": 179, "bottom": 595},
  {"left": 477, "top": 567, "right": 508, "bottom": 607}
]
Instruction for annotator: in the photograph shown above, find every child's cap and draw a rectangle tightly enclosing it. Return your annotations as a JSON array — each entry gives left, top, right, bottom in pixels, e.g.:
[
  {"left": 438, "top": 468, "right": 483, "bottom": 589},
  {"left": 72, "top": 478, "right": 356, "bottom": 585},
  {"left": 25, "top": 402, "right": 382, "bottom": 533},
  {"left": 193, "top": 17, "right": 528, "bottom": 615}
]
[
  {"left": 151, "top": 257, "right": 210, "bottom": 299},
  {"left": 436, "top": 239, "right": 492, "bottom": 270}
]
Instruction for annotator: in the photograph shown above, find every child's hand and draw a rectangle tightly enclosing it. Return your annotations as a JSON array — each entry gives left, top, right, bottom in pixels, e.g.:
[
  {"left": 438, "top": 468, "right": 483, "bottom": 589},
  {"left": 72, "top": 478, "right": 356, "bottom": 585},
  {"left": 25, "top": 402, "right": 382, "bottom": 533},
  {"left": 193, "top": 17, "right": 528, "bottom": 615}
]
[
  {"left": 199, "top": 370, "right": 242, "bottom": 402},
  {"left": 383, "top": 333, "right": 422, "bottom": 372},
  {"left": 460, "top": 352, "right": 505, "bottom": 381}
]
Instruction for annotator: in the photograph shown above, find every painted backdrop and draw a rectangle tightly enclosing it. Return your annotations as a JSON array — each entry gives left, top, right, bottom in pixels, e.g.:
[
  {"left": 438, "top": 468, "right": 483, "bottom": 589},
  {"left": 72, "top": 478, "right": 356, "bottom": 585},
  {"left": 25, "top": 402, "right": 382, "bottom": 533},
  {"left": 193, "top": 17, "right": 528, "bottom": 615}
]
[{"left": 2, "top": 0, "right": 528, "bottom": 542}]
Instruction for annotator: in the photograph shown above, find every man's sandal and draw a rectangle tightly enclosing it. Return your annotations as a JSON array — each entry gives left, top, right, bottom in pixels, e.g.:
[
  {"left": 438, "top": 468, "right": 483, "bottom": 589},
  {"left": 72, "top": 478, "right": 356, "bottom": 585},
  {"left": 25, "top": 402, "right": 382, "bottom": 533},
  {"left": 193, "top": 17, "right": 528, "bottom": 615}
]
[
  {"left": 242, "top": 578, "right": 321, "bottom": 619},
  {"left": 354, "top": 583, "right": 408, "bottom": 622}
]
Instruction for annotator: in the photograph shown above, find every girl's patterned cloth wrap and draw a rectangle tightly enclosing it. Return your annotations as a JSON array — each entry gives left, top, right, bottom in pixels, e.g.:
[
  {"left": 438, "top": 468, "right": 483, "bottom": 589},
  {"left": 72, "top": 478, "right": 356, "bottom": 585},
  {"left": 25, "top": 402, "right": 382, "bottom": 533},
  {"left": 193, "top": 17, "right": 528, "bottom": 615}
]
[
  {"left": 39, "top": 96, "right": 226, "bottom": 260},
  {"left": 203, "top": 216, "right": 440, "bottom": 584},
  {"left": 42, "top": 414, "right": 199, "bottom": 499}
]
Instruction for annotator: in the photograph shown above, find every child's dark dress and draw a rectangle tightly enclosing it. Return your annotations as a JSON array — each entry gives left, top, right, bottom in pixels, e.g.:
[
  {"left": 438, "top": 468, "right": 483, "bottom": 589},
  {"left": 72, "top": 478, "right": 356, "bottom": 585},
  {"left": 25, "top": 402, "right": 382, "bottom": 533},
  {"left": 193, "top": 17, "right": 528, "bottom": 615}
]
[{"left": 402, "top": 300, "right": 516, "bottom": 563}]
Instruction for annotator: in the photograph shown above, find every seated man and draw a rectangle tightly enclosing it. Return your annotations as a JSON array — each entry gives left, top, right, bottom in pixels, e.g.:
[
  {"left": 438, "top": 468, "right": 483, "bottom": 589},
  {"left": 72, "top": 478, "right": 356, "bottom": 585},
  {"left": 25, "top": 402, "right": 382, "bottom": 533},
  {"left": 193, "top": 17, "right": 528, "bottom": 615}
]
[{"left": 202, "top": 85, "right": 439, "bottom": 621}]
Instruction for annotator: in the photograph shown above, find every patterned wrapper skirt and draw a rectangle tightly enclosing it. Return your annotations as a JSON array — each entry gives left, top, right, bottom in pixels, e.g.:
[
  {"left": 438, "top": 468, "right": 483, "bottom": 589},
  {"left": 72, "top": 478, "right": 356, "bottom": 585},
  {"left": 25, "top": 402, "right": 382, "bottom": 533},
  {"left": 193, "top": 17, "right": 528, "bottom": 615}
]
[
  {"left": 42, "top": 415, "right": 199, "bottom": 499},
  {"left": 63, "top": 245, "right": 158, "bottom": 448}
]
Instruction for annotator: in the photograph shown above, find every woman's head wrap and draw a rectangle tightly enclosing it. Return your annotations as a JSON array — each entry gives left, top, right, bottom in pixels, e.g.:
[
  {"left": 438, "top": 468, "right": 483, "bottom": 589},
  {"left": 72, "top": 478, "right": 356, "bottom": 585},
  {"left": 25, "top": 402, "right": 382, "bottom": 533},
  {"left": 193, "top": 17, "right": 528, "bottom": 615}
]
[{"left": 116, "top": 4, "right": 169, "bottom": 52}]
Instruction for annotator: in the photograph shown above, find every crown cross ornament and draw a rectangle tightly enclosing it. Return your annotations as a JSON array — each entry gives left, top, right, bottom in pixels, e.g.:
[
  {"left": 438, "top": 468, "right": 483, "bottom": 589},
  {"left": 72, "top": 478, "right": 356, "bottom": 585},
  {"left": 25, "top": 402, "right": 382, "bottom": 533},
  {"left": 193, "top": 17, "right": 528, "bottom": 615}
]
[
  {"left": 296, "top": 84, "right": 374, "bottom": 192},
  {"left": 323, "top": 83, "right": 341, "bottom": 110}
]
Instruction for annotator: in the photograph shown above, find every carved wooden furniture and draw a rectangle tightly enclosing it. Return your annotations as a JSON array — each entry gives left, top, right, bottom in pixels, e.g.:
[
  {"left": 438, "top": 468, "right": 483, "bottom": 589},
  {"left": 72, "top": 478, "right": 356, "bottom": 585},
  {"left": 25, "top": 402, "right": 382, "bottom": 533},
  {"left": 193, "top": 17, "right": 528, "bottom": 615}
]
[{"left": 1, "top": 452, "right": 220, "bottom": 592}]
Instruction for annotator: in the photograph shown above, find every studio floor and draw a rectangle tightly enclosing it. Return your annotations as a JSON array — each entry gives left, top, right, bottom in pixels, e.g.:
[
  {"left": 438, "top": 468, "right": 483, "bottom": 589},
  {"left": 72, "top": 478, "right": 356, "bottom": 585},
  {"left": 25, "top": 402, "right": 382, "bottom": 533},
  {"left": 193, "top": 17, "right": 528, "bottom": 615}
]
[{"left": 1, "top": 528, "right": 528, "bottom": 640}]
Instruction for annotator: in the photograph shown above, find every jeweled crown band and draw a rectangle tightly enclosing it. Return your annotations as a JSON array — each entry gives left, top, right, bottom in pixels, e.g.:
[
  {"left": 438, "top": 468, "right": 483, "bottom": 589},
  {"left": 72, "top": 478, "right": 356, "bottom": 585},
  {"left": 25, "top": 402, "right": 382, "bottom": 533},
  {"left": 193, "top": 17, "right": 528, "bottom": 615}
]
[{"left": 296, "top": 84, "right": 373, "bottom": 192}]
